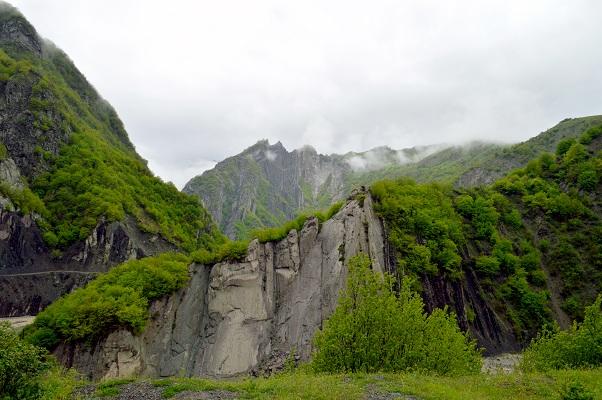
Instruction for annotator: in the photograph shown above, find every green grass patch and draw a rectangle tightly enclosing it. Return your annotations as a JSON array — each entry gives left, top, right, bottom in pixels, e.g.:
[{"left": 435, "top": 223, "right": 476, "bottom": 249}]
[{"left": 25, "top": 253, "right": 191, "bottom": 347}]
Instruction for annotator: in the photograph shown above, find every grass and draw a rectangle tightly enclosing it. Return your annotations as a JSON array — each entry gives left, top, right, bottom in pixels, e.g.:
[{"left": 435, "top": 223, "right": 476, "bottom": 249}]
[{"left": 86, "top": 369, "right": 602, "bottom": 400}]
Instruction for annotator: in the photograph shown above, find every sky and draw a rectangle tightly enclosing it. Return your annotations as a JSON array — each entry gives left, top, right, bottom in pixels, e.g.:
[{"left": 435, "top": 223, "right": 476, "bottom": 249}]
[{"left": 10, "top": 0, "right": 602, "bottom": 188}]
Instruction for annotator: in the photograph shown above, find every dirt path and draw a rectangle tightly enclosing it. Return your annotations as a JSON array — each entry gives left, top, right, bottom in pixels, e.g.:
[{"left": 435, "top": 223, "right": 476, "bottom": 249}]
[{"left": 0, "top": 270, "right": 99, "bottom": 277}]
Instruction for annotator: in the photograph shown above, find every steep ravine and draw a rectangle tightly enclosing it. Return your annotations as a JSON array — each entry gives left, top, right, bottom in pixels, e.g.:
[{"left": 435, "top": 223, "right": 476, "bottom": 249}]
[{"left": 55, "top": 192, "right": 517, "bottom": 380}]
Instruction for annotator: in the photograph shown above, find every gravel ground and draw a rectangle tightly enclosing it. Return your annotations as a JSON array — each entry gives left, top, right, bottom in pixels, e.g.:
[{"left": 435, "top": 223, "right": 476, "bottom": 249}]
[
  {"left": 481, "top": 353, "right": 522, "bottom": 374},
  {"left": 74, "top": 382, "right": 238, "bottom": 400},
  {"left": 364, "top": 384, "right": 420, "bottom": 400}
]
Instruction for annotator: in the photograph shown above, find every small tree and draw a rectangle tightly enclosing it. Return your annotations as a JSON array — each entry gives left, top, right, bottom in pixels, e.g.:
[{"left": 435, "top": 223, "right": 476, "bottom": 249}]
[
  {"left": 312, "top": 253, "right": 481, "bottom": 375},
  {"left": 0, "top": 323, "right": 49, "bottom": 399},
  {"left": 521, "top": 295, "right": 602, "bottom": 372}
]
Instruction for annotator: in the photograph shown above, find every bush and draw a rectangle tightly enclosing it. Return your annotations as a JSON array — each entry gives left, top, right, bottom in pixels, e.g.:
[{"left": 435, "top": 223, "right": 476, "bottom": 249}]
[
  {"left": 251, "top": 201, "right": 344, "bottom": 244},
  {"left": 312, "top": 254, "right": 481, "bottom": 375},
  {"left": 26, "top": 253, "right": 190, "bottom": 346},
  {"left": 521, "top": 295, "right": 602, "bottom": 372},
  {"left": 0, "top": 323, "right": 50, "bottom": 399},
  {"left": 371, "top": 180, "right": 465, "bottom": 276},
  {"left": 475, "top": 255, "right": 500, "bottom": 275},
  {"left": 191, "top": 240, "right": 249, "bottom": 265}
]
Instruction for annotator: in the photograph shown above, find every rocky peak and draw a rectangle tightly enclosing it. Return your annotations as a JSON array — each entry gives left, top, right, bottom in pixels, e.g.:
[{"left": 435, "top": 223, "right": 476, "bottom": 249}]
[{"left": 0, "top": 2, "right": 42, "bottom": 56}]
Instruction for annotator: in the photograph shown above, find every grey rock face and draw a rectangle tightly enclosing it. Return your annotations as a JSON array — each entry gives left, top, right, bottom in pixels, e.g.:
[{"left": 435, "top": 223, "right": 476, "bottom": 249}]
[
  {"left": 0, "top": 210, "right": 175, "bottom": 316},
  {"left": 183, "top": 141, "right": 352, "bottom": 239},
  {"left": 56, "top": 193, "right": 387, "bottom": 379},
  {"left": 0, "top": 3, "right": 42, "bottom": 56},
  {"left": 56, "top": 192, "right": 518, "bottom": 379}
]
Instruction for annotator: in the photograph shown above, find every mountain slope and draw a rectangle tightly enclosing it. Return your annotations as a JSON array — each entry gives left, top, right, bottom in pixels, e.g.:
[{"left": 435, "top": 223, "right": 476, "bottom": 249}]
[
  {"left": 0, "top": 3, "right": 223, "bottom": 315},
  {"left": 40, "top": 123, "right": 602, "bottom": 380},
  {"left": 183, "top": 140, "right": 449, "bottom": 239},
  {"left": 185, "top": 116, "right": 602, "bottom": 240}
]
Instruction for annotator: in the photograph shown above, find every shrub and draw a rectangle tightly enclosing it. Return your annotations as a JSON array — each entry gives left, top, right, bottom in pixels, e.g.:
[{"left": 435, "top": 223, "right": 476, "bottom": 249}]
[
  {"left": 521, "top": 295, "right": 602, "bottom": 372},
  {"left": 557, "top": 139, "right": 576, "bottom": 157},
  {"left": 559, "top": 382, "right": 594, "bottom": 400},
  {"left": 251, "top": 201, "right": 344, "bottom": 244},
  {"left": 371, "top": 180, "right": 465, "bottom": 276},
  {"left": 475, "top": 255, "right": 500, "bottom": 275},
  {"left": 0, "top": 323, "right": 50, "bottom": 399},
  {"left": 191, "top": 240, "right": 249, "bottom": 265},
  {"left": 26, "top": 253, "right": 190, "bottom": 346},
  {"left": 312, "top": 254, "right": 481, "bottom": 375}
]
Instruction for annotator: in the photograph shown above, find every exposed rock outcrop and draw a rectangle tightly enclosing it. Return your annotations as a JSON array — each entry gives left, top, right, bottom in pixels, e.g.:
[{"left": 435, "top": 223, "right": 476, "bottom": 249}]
[
  {"left": 55, "top": 193, "right": 387, "bottom": 379},
  {"left": 0, "top": 210, "right": 174, "bottom": 316},
  {"left": 55, "top": 192, "right": 516, "bottom": 380}
]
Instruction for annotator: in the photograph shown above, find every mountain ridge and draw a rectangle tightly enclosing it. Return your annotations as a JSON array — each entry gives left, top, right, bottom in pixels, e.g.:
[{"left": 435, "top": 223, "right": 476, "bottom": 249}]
[{"left": 184, "top": 115, "right": 602, "bottom": 239}]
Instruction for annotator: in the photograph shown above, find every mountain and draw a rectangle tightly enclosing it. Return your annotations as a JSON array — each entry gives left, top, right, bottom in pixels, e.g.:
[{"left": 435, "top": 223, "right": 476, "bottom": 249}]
[
  {"left": 183, "top": 140, "right": 445, "bottom": 239},
  {"left": 0, "top": 3, "right": 223, "bottom": 316},
  {"left": 184, "top": 116, "right": 602, "bottom": 239},
  {"left": 43, "top": 122, "right": 602, "bottom": 379}
]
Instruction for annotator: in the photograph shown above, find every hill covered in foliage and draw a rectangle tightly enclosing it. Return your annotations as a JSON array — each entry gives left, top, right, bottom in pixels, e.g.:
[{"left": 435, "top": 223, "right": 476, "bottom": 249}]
[
  {"left": 185, "top": 116, "right": 602, "bottom": 240},
  {"left": 371, "top": 123, "right": 602, "bottom": 344},
  {"left": 0, "top": 3, "right": 223, "bottom": 254}
]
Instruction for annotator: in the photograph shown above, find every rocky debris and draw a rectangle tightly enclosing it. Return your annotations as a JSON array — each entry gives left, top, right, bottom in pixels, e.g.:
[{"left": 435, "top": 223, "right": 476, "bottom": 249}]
[
  {"left": 364, "top": 384, "right": 415, "bottom": 400},
  {"left": 481, "top": 353, "right": 522, "bottom": 374},
  {"left": 0, "top": 314, "right": 34, "bottom": 332},
  {"left": 75, "top": 382, "right": 237, "bottom": 400},
  {"left": 250, "top": 350, "right": 299, "bottom": 377}
]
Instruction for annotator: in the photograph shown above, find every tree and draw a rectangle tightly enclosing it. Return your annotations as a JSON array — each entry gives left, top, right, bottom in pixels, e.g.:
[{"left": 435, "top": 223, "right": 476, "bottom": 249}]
[{"left": 312, "top": 254, "right": 481, "bottom": 375}]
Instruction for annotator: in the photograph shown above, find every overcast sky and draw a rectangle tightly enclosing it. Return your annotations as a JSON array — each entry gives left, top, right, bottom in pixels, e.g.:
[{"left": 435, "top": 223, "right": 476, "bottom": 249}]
[{"left": 10, "top": 0, "right": 602, "bottom": 187}]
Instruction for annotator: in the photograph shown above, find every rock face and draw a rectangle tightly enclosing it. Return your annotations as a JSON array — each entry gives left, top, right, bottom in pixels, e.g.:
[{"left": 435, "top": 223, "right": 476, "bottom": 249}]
[
  {"left": 55, "top": 193, "right": 388, "bottom": 379},
  {"left": 0, "top": 209, "right": 175, "bottom": 316},
  {"left": 183, "top": 141, "right": 352, "bottom": 239},
  {"left": 55, "top": 192, "right": 516, "bottom": 380},
  {"left": 183, "top": 140, "right": 440, "bottom": 239}
]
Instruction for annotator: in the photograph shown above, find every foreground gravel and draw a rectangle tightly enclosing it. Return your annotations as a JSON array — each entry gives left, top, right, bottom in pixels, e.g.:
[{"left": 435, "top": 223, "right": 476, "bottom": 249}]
[{"left": 75, "top": 382, "right": 238, "bottom": 400}]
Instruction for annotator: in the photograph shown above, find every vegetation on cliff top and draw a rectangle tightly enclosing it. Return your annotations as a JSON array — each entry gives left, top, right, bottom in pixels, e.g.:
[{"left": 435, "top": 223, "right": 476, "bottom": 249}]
[
  {"left": 25, "top": 253, "right": 191, "bottom": 349},
  {"left": 191, "top": 201, "right": 343, "bottom": 265}
]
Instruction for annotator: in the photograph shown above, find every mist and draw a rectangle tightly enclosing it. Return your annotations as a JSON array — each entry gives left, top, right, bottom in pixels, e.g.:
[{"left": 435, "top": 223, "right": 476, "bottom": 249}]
[{"left": 9, "top": 0, "right": 602, "bottom": 187}]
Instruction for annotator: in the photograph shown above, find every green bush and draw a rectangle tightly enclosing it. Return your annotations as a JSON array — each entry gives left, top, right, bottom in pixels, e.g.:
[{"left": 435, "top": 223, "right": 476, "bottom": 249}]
[
  {"left": 559, "top": 382, "right": 595, "bottom": 400},
  {"left": 475, "top": 255, "right": 500, "bottom": 275},
  {"left": 521, "top": 295, "right": 602, "bottom": 372},
  {"left": 0, "top": 323, "right": 49, "bottom": 399},
  {"left": 26, "top": 253, "right": 190, "bottom": 346},
  {"left": 557, "top": 139, "right": 577, "bottom": 156},
  {"left": 191, "top": 240, "right": 249, "bottom": 264},
  {"left": 251, "top": 201, "right": 344, "bottom": 244},
  {"left": 371, "top": 179, "right": 464, "bottom": 276},
  {"left": 312, "top": 254, "right": 482, "bottom": 375}
]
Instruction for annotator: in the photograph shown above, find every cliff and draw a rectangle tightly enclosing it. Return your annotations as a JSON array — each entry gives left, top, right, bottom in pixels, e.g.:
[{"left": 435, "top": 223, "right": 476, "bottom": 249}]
[{"left": 55, "top": 192, "right": 517, "bottom": 380}]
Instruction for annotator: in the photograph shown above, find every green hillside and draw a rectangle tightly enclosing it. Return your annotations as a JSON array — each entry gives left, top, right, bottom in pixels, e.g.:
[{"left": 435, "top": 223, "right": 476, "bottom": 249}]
[
  {"left": 0, "top": 5, "right": 223, "bottom": 253},
  {"left": 372, "top": 123, "right": 602, "bottom": 340}
]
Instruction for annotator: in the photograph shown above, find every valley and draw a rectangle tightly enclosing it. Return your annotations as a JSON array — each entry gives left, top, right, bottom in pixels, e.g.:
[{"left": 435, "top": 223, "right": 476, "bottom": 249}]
[{"left": 0, "top": 2, "right": 601, "bottom": 399}]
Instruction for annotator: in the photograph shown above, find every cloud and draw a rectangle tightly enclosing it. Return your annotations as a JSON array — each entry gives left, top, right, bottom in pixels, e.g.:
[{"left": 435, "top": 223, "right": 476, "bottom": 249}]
[{"left": 10, "top": 0, "right": 602, "bottom": 188}]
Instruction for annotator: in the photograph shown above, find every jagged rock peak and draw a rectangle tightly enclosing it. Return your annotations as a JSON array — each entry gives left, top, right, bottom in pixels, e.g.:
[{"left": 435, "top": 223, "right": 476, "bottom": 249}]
[{"left": 0, "top": 2, "right": 42, "bottom": 55}]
